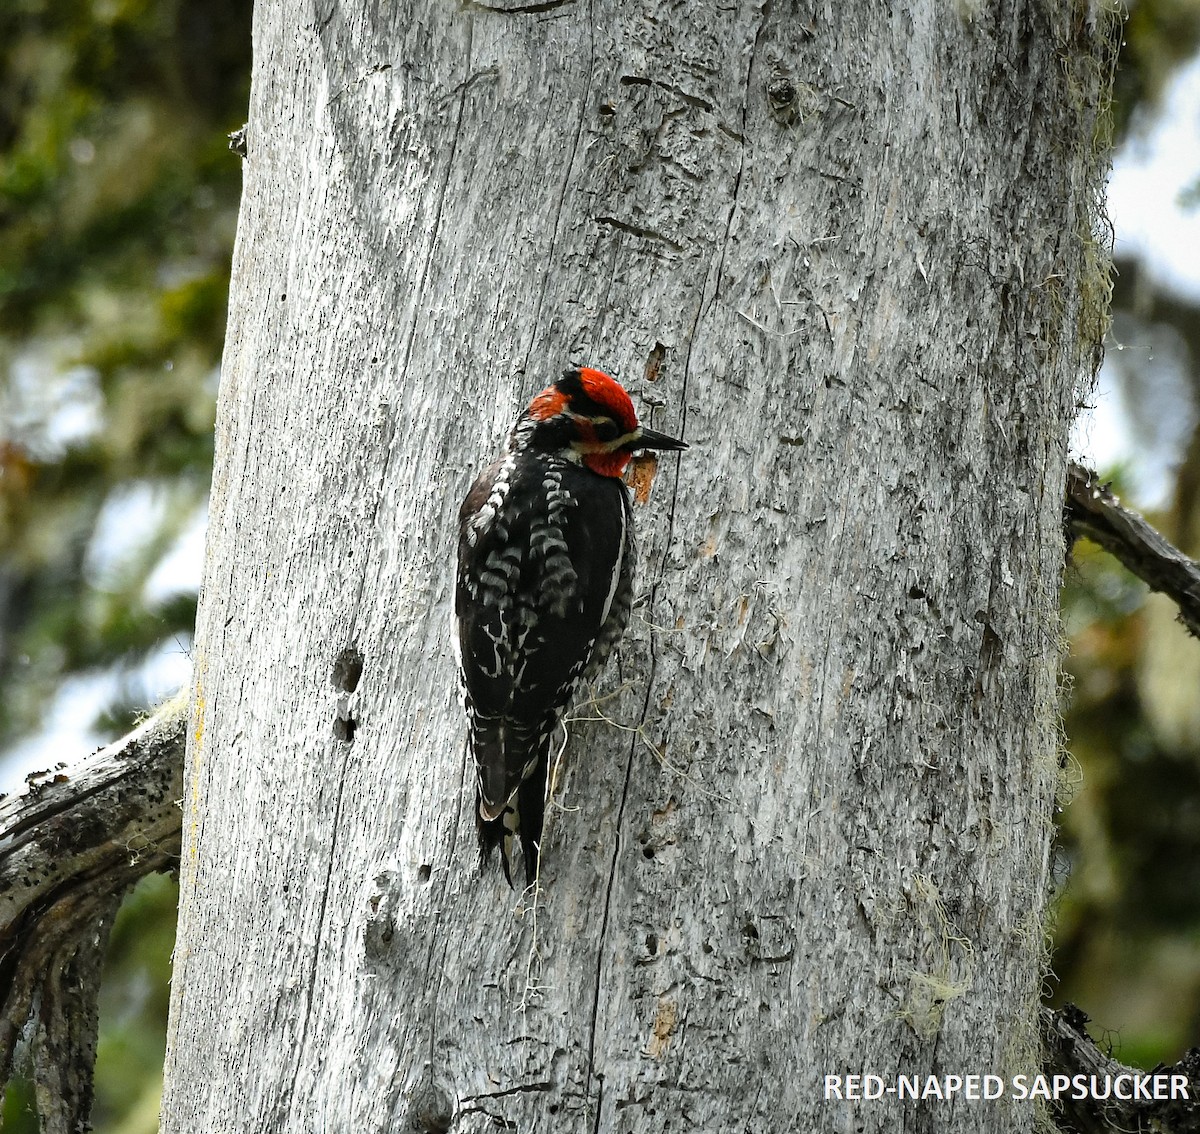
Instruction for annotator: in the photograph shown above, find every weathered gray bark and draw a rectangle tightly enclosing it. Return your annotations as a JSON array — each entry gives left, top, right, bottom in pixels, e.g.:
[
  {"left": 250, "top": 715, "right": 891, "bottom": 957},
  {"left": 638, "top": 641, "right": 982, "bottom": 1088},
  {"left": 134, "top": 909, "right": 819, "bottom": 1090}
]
[
  {"left": 18, "top": 464, "right": 1200, "bottom": 1130},
  {"left": 162, "top": 3, "right": 1115, "bottom": 1132}
]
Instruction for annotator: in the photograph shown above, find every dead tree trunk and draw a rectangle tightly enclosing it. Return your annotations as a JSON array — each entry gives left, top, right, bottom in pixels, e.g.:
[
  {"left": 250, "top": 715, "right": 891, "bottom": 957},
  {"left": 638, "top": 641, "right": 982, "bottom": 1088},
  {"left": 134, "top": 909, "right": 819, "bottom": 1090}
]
[{"left": 161, "top": 3, "right": 1115, "bottom": 1131}]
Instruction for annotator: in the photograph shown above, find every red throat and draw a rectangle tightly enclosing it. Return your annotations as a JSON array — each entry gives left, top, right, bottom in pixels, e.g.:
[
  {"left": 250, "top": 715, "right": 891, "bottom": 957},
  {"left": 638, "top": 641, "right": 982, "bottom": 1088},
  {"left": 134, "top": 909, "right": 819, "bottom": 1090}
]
[{"left": 583, "top": 450, "right": 632, "bottom": 478}]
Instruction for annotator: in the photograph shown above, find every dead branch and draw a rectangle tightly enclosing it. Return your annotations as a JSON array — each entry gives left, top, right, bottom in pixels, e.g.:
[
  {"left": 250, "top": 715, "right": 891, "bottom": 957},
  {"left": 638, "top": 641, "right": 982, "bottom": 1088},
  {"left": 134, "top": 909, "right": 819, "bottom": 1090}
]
[
  {"left": 1066, "top": 462, "right": 1200, "bottom": 639},
  {"left": 0, "top": 692, "right": 186, "bottom": 1133},
  {"left": 1042, "top": 1003, "right": 1200, "bottom": 1133}
]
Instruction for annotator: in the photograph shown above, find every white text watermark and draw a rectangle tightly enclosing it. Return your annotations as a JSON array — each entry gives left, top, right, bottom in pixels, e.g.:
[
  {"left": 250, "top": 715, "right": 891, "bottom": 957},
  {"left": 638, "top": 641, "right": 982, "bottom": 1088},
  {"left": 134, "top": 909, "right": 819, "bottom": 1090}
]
[{"left": 824, "top": 1073, "right": 1190, "bottom": 1102}]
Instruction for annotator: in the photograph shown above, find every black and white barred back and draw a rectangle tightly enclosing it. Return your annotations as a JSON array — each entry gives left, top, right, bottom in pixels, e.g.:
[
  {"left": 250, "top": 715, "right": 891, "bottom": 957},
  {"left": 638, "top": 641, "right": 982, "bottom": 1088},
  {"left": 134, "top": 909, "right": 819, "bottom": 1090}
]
[
  {"left": 455, "top": 452, "right": 633, "bottom": 882},
  {"left": 453, "top": 366, "right": 685, "bottom": 885}
]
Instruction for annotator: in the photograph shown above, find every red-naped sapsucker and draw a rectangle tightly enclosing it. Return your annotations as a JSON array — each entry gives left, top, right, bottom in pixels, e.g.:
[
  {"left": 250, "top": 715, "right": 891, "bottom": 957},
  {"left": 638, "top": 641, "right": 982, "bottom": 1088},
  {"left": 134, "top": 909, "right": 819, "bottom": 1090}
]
[{"left": 454, "top": 366, "right": 687, "bottom": 884}]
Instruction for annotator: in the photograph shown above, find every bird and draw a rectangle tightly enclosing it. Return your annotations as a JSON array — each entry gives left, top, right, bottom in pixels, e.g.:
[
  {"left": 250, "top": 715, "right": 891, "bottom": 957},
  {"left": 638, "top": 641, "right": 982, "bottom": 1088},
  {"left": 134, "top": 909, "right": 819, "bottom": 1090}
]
[{"left": 453, "top": 365, "right": 687, "bottom": 885}]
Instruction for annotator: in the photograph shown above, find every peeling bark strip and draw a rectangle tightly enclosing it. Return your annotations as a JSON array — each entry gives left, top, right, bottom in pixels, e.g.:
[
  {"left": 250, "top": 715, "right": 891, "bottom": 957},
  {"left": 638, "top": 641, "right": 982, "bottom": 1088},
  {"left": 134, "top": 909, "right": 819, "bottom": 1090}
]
[
  {"left": 0, "top": 694, "right": 186, "bottom": 1134},
  {"left": 162, "top": 3, "right": 1117, "bottom": 1132},
  {"left": 1065, "top": 462, "right": 1200, "bottom": 640}
]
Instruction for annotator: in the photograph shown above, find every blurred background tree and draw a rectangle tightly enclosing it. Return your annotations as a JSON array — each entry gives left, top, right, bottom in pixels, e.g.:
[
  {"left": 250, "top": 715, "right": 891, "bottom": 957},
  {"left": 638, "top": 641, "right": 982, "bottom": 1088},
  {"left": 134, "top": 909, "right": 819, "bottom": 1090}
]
[
  {"left": 1, "top": 0, "right": 1200, "bottom": 1130},
  {"left": 1054, "top": 0, "right": 1200, "bottom": 1074},
  {"left": 0, "top": 0, "right": 249, "bottom": 1129}
]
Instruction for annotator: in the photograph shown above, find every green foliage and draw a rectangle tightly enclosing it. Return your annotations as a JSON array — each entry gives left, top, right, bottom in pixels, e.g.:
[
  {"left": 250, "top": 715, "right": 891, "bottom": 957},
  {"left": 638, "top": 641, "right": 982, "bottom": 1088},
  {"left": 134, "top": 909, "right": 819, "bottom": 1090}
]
[
  {"left": 92, "top": 875, "right": 178, "bottom": 1134},
  {"left": 0, "top": 0, "right": 249, "bottom": 1128},
  {"left": 0, "top": 1078, "right": 38, "bottom": 1134},
  {"left": 0, "top": 0, "right": 249, "bottom": 750},
  {"left": 1115, "top": 0, "right": 1200, "bottom": 138},
  {"left": 1056, "top": 472, "right": 1200, "bottom": 1066}
]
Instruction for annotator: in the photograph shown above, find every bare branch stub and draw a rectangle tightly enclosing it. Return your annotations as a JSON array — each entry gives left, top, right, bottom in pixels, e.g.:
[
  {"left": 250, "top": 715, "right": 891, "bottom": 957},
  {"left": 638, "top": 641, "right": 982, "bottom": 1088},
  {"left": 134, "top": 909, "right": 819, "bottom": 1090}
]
[
  {"left": 0, "top": 693, "right": 187, "bottom": 1133},
  {"left": 1065, "top": 461, "right": 1200, "bottom": 639},
  {"left": 1041, "top": 1004, "right": 1200, "bottom": 1134}
]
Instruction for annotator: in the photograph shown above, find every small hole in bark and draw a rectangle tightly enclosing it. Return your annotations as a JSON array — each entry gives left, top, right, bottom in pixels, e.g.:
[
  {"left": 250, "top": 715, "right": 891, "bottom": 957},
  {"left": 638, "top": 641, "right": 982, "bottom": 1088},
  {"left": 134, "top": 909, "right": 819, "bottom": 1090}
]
[
  {"left": 332, "top": 646, "right": 364, "bottom": 691},
  {"left": 767, "top": 77, "right": 796, "bottom": 110},
  {"left": 743, "top": 921, "right": 759, "bottom": 940},
  {"left": 646, "top": 932, "right": 658, "bottom": 954},
  {"left": 598, "top": 102, "right": 616, "bottom": 118},
  {"left": 418, "top": 864, "right": 432, "bottom": 883},
  {"left": 645, "top": 341, "right": 667, "bottom": 382},
  {"left": 408, "top": 1077, "right": 454, "bottom": 1133},
  {"left": 642, "top": 845, "right": 655, "bottom": 860},
  {"left": 334, "top": 716, "right": 357, "bottom": 743},
  {"left": 766, "top": 75, "right": 800, "bottom": 124}
]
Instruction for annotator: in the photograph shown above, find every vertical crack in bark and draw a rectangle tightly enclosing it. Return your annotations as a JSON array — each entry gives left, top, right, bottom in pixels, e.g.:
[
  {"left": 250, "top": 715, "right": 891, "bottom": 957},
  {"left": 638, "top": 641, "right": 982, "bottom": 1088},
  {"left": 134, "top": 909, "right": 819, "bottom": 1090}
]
[
  {"left": 582, "top": 684, "right": 639, "bottom": 1124},
  {"left": 423, "top": 737, "right": 471, "bottom": 1090},
  {"left": 522, "top": 0, "right": 596, "bottom": 377},
  {"left": 285, "top": 754, "right": 354, "bottom": 1111},
  {"left": 353, "top": 17, "right": 476, "bottom": 619},
  {"left": 709, "top": 0, "right": 766, "bottom": 310},
  {"left": 582, "top": 5, "right": 767, "bottom": 1117},
  {"left": 287, "top": 19, "right": 479, "bottom": 1115},
  {"left": 672, "top": 248, "right": 708, "bottom": 522}
]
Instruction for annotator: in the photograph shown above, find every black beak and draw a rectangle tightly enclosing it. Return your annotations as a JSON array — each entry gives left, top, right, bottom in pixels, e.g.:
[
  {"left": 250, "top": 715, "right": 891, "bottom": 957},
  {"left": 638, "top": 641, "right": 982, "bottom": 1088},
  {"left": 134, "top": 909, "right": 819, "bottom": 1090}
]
[{"left": 632, "top": 426, "right": 688, "bottom": 453}]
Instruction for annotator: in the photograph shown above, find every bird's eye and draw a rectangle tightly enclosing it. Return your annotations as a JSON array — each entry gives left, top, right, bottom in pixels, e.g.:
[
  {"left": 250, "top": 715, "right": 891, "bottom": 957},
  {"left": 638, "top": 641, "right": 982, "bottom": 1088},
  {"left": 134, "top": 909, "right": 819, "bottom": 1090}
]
[{"left": 591, "top": 417, "right": 620, "bottom": 442}]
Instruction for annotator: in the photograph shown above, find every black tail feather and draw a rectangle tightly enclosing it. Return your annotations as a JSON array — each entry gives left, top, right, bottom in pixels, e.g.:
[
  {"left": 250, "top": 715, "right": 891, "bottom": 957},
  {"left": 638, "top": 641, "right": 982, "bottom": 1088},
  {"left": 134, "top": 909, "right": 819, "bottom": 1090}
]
[
  {"left": 516, "top": 763, "right": 546, "bottom": 885},
  {"left": 476, "top": 803, "right": 514, "bottom": 886},
  {"left": 476, "top": 750, "right": 549, "bottom": 887}
]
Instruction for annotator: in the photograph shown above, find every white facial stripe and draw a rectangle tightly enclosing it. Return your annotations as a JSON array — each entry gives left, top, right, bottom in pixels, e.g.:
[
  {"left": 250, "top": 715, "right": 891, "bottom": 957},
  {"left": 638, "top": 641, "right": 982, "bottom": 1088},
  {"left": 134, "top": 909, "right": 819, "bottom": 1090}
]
[{"left": 570, "top": 428, "right": 641, "bottom": 454}]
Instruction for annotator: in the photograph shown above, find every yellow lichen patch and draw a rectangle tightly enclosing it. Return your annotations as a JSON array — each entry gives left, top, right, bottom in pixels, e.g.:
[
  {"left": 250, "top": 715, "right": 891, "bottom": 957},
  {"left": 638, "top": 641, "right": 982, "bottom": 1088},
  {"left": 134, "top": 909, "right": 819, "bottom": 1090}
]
[
  {"left": 646, "top": 995, "right": 678, "bottom": 1059},
  {"left": 627, "top": 452, "right": 659, "bottom": 505},
  {"left": 190, "top": 655, "right": 206, "bottom": 752},
  {"left": 896, "top": 875, "right": 975, "bottom": 1040},
  {"left": 191, "top": 690, "right": 205, "bottom": 750}
]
